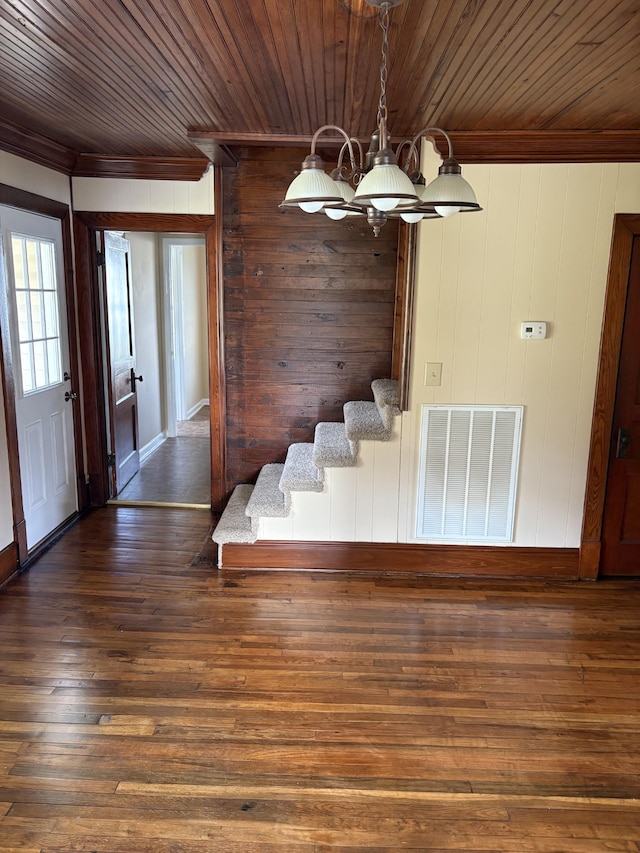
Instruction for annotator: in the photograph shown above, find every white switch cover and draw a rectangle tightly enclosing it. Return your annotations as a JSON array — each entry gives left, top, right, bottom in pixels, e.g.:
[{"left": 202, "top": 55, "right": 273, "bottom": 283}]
[
  {"left": 425, "top": 362, "right": 442, "bottom": 386},
  {"left": 521, "top": 321, "right": 547, "bottom": 340}
]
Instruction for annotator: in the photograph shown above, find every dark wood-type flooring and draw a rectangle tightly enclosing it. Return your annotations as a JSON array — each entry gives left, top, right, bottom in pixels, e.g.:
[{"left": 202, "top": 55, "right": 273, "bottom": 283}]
[
  {"left": 1, "top": 507, "right": 640, "bottom": 851},
  {"left": 115, "top": 436, "right": 210, "bottom": 505}
]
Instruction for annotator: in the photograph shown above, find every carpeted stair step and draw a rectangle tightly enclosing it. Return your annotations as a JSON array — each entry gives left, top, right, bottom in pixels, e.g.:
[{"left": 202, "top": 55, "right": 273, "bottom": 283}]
[
  {"left": 212, "top": 483, "right": 256, "bottom": 545},
  {"left": 313, "top": 422, "right": 358, "bottom": 468},
  {"left": 344, "top": 400, "right": 392, "bottom": 442},
  {"left": 245, "top": 463, "right": 291, "bottom": 519},
  {"left": 280, "top": 443, "right": 324, "bottom": 493},
  {"left": 371, "top": 378, "right": 401, "bottom": 430}
]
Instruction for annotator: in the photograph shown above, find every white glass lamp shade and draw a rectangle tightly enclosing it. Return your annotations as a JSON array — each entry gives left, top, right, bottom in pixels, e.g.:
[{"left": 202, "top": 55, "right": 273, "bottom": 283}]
[
  {"left": 325, "top": 178, "right": 356, "bottom": 220},
  {"left": 280, "top": 155, "right": 344, "bottom": 213},
  {"left": 353, "top": 163, "right": 419, "bottom": 212},
  {"left": 422, "top": 167, "right": 480, "bottom": 217},
  {"left": 394, "top": 176, "right": 428, "bottom": 222}
]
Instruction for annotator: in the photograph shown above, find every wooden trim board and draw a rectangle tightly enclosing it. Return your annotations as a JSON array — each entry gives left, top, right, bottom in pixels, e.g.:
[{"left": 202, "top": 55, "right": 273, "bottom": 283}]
[
  {"left": 580, "top": 214, "right": 640, "bottom": 579},
  {"left": 0, "top": 541, "right": 18, "bottom": 587},
  {"left": 220, "top": 541, "right": 579, "bottom": 578},
  {"left": 73, "top": 211, "right": 226, "bottom": 510}
]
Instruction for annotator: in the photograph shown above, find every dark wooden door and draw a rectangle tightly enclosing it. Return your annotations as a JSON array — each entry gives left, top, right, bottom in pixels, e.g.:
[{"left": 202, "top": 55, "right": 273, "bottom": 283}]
[
  {"left": 103, "top": 231, "right": 141, "bottom": 495},
  {"left": 600, "top": 237, "right": 640, "bottom": 575}
]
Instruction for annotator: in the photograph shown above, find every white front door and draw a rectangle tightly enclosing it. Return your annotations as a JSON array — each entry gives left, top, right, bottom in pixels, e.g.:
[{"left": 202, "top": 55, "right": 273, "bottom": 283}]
[{"left": 0, "top": 205, "right": 78, "bottom": 549}]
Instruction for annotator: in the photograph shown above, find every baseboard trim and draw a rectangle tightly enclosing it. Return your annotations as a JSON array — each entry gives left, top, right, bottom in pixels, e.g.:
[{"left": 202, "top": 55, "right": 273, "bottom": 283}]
[
  {"left": 186, "top": 399, "right": 210, "bottom": 420},
  {"left": 0, "top": 541, "right": 19, "bottom": 587},
  {"left": 140, "top": 431, "right": 167, "bottom": 463},
  {"left": 220, "top": 541, "right": 580, "bottom": 578}
]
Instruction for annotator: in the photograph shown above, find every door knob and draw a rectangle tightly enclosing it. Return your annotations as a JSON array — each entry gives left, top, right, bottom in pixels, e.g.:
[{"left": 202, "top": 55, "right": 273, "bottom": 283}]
[
  {"left": 130, "top": 368, "right": 144, "bottom": 389},
  {"left": 64, "top": 391, "right": 78, "bottom": 402},
  {"left": 616, "top": 427, "right": 632, "bottom": 458}
]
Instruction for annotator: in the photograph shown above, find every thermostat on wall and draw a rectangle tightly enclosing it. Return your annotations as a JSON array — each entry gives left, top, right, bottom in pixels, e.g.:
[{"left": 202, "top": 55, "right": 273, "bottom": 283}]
[{"left": 521, "top": 321, "right": 547, "bottom": 340}]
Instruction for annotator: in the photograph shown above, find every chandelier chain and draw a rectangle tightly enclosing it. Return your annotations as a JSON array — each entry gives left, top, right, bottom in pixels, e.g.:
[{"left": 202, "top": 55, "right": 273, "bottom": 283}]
[{"left": 377, "top": 4, "right": 390, "bottom": 128}]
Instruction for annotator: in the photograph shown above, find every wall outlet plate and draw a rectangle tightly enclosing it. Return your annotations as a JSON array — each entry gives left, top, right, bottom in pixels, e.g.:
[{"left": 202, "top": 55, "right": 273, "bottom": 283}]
[{"left": 521, "top": 321, "right": 547, "bottom": 340}]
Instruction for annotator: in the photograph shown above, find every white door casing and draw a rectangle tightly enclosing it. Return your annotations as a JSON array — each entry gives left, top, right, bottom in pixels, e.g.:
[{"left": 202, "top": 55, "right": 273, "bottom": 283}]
[{"left": 0, "top": 205, "right": 78, "bottom": 549}]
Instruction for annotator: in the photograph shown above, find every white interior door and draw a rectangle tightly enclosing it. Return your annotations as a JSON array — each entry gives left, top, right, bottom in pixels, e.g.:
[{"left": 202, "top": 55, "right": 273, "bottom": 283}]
[{"left": 0, "top": 205, "right": 78, "bottom": 549}]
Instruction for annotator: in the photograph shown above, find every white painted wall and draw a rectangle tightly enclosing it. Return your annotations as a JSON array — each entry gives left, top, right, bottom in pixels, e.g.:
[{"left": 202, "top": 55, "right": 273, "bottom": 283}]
[
  {"left": 0, "top": 151, "right": 71, "bottom": 205},
  {"left": 126, "top": 232, "right": 165, "bottom": 454},
  {"left": 123, "top": 234, "right": 208, "bottom": 457},
  {"left": 262, "top": 156, "right": 640, "bottom": 548},
  {"left": 72, "top": 168, "right": 214, "bottom": 214},
  {"left": 0, "top": 154, "right": 72, "bottom": 551},
  {"left": 181, "top": 244, "right": 209, "bottom": 414}
]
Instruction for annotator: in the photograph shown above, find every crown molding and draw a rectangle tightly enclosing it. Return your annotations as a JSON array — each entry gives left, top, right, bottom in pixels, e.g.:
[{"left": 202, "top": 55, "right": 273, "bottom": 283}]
[
  {"left": 0, "top": 118, "right": 211, "bottom": 180},
  {"left": 434, "top": 130, "right": 640, "bottom": 163},
  {"left": 0, "top": 118, "right": 77, "bottom": 174},
  {"left": 72, "top": 153, "right": 210, "bottom": 180}
]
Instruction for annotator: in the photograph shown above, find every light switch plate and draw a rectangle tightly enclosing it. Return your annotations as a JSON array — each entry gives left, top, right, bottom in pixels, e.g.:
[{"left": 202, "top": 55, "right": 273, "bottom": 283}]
[{"left": 425, "top": 362, "right": 442, "bottom": 386}]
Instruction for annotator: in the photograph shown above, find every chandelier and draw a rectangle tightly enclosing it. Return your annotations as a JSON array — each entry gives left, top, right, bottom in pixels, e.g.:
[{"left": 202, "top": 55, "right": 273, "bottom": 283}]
[{"left": 280, "top": 0, "right": 481, "bottom": 236}]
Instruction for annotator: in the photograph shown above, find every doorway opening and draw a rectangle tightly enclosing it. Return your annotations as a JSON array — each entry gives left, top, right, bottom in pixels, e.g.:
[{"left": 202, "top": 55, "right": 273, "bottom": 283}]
[
  {"left": 70, "top": 211, "right": 226, "bottom": 511},
  {"left": 100, "top": 231, "right": 210, "bottom": 508}
]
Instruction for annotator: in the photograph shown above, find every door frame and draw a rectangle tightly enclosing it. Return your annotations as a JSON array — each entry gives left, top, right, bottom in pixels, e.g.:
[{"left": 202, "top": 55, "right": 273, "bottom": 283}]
[
  {"left": 73, "top": 211, "right": 226, "bottom": 510},
  {"left": 580, "top": 214, "right": 640, "bottom": 579},
  {"left": 0, "top": 184, "right": 85, "bottom": 566}
]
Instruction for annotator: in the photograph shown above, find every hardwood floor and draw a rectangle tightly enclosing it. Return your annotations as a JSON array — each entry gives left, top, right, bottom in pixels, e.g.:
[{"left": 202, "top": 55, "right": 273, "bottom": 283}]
[
  {"left": 1, "top": 507, "right": 640, "bottom": 851},
  {"left": 115, "top": 436, "right": 211, "bottom": 505}
]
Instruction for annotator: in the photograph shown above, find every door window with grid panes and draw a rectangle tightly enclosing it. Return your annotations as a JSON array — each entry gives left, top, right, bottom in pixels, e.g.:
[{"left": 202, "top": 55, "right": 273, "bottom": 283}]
[{"left": 11, "top": 234, "right": 63, "bottom": 395}]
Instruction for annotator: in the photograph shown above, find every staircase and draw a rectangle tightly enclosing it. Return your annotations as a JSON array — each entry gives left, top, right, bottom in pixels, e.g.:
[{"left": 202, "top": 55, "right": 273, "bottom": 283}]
[{"left": 212, "top": 379, "right": 401, "bottom": 566}]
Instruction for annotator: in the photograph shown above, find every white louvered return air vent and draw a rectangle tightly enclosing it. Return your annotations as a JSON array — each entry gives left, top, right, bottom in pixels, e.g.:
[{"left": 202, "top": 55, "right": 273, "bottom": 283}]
[{"left": 416, "top": 405, "right": 523, "bottom": 542}]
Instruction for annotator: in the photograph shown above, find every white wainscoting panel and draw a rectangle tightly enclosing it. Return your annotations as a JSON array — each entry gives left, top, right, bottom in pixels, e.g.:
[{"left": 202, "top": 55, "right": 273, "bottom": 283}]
[
  {"left": 327, "top": 467, "right": 358, "bottom": 542},
  {"left": 370, "top": 430, "right": 402, "bottom": 542},
  {"left": 290, "top": 490, "right": 331, "bottom": 542}
]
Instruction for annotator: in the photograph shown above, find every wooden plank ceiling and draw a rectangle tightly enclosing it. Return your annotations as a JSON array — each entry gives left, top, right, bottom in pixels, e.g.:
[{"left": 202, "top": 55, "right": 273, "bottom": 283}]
[{"left": 0, "top": 0, "right": 638, "bottom": 175}]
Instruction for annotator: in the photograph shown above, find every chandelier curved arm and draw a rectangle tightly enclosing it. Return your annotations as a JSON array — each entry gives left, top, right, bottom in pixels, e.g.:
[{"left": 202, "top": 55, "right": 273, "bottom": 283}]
[
  {"left": 394, "top": 138, "right": 421, "bottom": 175},
  {"left": 309, "top": 125, "right": 358, "bottom": 172},
  {"left": 336, "top": 137, "right": 365, "bottom": 177},
  {"left": 405, "top": 127, "right": 455, "bottom": 167}
]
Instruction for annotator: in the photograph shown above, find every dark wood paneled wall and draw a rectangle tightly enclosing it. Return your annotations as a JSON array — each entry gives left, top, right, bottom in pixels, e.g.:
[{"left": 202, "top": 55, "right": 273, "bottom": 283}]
[{"left": 222, "top": 147, "right": 399, "bottom": 489}]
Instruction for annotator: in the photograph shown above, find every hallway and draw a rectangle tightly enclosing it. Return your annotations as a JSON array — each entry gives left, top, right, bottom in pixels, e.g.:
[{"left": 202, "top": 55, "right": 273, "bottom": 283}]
[
  {"left": 115, "top": 436, "right": 210, "bottom": 505},
  {"left": 1, "top": 506, "right": 640, "bottom": 849},
  {"left": 115, "top": 407, "right": 211, "bottom": 506}
]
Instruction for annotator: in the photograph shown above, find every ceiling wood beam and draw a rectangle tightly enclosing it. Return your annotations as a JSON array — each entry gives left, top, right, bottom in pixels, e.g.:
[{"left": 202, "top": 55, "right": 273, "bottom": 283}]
[
  {"left": 191, "top": 129, "right": 640, "bottom": 163},
  {"left": 187, "top": 135, "right": 239, "bottom": 167}
]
